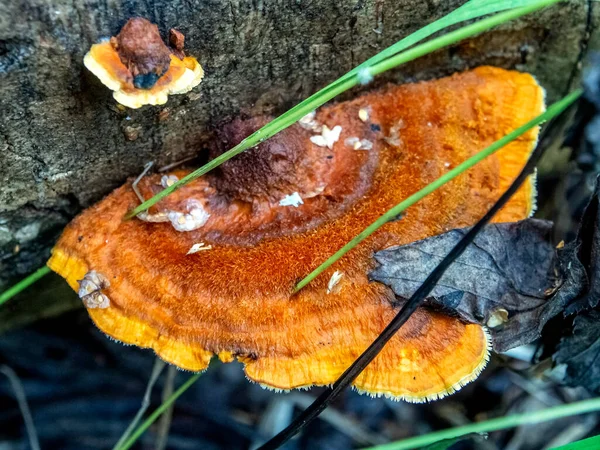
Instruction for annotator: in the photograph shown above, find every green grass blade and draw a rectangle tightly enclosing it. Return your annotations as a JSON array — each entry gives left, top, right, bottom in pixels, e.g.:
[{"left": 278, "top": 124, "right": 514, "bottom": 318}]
[
  {"left": 0, "top": 266, "right": 51, "bottom": 307},
  {"left": 294, "top": 89, "right": 582, "bottom": 291},
  {"left": 117, "top": 372, "right": 201, "bottom": 450},
  {"left": 112, "top": 359, "right": 166, "bottom": 450},
  {"left": 551, "top": 435, "right": 600, "bottom": 450},
  {"left": 362, "top": 397, "right": 600, "bottom": 450},
  {"left": 354, "top": 0, "right": 545, "bottom": 72},
  {"left": 265, "top": 0, "right": 549, "bottom": 133},
  {"left": 125, "top": 0, "right": 563, "bottom": 219}
]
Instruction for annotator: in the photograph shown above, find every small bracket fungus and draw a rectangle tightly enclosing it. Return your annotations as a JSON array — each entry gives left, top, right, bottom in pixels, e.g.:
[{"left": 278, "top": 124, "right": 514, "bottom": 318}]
[
  {"left": 49, "top": 67, "right": 544, "bottom": 402},
  {"left": 84, "top": 18, "right": 204, "bottom": 109}
]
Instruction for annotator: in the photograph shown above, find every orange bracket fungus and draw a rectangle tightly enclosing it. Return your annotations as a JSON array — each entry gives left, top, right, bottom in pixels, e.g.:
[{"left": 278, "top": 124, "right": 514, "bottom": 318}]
[
  {"left": 48, "top": 67, "right": 544, "bottom": 402},
  {"left": 84, "top": 18, "right": 204, "bottom": 109}
]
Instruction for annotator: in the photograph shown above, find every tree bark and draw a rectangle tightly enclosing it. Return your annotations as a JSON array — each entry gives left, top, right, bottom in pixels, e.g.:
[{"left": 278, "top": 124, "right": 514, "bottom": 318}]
[{"left": 0, "top": 0, "right": 597, "bottom": 289}]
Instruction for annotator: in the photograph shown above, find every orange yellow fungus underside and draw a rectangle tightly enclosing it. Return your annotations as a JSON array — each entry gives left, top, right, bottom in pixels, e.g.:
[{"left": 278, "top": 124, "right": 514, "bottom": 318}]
[
  {"left": 84, "top": 42, "right": 204, "bottom": 109},
  {"left": 48, "top": 67, "right": 544, "bottom": 402}
]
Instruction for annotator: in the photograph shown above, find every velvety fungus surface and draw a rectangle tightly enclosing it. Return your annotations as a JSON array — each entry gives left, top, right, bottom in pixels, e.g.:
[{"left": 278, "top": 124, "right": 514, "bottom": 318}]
[{"left": 49, "top": 67, "right": 544, "bottom": 401}]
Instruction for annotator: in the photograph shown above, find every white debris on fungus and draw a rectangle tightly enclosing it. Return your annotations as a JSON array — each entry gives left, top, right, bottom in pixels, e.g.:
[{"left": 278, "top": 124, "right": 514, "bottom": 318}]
[
  {"left": 345, "top": 137, "right": 373, "bottom": 151},
  {"left": 298, "top": 111, "right": 322, "bottom": 132},
  {"left": 161, "top": 174, "right": 179, "bottom": 188},
  {"left": 384, "top": 119, "right": 405, "bottom": 147},
  {"left": 167, "top": 199, "right": 211, "bottom": 232},
  {"left": 310, "top": 125, "right": 342, "bottom": 149},
  {"left": 279, "top": 192, "right": 304, "bottom": 208},
  {"left": 186, "top": 242, "right": 212, "bottom": 254},
  {"left": 327, "top": 271, "right": 344, "bottom": 294},
  {"left": 78, "top": 270, "right": 111, "bottom": 309},
  {"left": 358, "top": 107, "right": 370, "bottom": 122}
]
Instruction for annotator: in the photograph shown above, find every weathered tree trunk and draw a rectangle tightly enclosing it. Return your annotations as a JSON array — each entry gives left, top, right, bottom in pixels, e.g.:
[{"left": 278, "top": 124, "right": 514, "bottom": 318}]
[{"left": 0, "top": 0, "right": 597, "bottom": 291}]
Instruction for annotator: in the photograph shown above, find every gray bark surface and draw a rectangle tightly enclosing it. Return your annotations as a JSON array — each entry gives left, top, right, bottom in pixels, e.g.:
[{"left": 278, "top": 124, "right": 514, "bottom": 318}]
[{"left": 0, "top": 0, "right": 597, "bottom": 290}]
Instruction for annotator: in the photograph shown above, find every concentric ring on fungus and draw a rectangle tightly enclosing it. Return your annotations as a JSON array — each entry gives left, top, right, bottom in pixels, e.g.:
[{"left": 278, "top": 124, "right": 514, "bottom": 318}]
[{"left": 48, "top": 66, "right": 544, "bottom": 402}]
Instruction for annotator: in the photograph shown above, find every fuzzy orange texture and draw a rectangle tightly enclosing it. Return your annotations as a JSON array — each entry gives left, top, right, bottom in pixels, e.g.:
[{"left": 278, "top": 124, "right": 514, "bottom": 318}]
[
  {"left": 48, "top": 67, "right": 544, "bottom": 402},
  {"left": 87, "top": 42, "right": 198, "bottom": 92}
]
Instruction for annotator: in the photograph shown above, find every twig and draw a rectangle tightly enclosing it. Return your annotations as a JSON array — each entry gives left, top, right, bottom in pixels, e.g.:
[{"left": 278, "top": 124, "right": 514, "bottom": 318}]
[
  {"left": 0, "top": 365, "right": 40, "bottom": 450},
  {"left": 155, "top": 365, "right": 176, "bottom": 450},
  {"left": 113, "top": 358, "right": 166, "bottom": 450},
  {"left": 132, "top": 162, "right": 154, "bottom": 204},
  {"left": 118, "top": 372, "right": 202, "bottom": 450},
  {"left": 159, "top": 155, "right": 199, "bottom": 172}
]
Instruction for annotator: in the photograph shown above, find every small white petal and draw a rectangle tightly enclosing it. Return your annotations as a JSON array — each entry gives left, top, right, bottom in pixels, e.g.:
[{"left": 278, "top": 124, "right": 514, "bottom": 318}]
[
  {"left": 279, "top": 192, "right": 304, "bottom": 207},
  {"left": 322, "top": 125, "right": 342, "bottom": 149},
  {"left": 327, "top": 271, "right": 344, "bottom": 294},
  {"left": 310, "top": 135, "right": 328, "bottom": 147},
  {"left": 358, "top": 108, "right": 370, "bottom": 122},
  {"left": 187, "top": 243, "right": 212, "bottom": 254}
]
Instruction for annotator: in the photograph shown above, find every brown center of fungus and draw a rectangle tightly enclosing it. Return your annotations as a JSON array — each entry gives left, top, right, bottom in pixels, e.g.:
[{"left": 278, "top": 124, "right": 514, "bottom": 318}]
[
  {"left": 207, "top": 116, "right": 377, "bottom": 206},
  {"left": 111, "top": 18, "right": 174, "bottom": 88},
  {"left": 48, "top": 67, "right": 544, "bottom": 402}
]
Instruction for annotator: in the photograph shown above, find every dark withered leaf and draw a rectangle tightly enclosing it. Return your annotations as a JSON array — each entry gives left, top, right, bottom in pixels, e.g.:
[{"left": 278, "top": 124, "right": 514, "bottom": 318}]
[
  {"left": 561, "top": 186, "right": 600, "bottom": 316},
  {"left": 554, "top": 311, "right": 600, "bottom": 393},
  {"left": 550, "top": 177, "right": 600, "bottom": 392},
  {"left": 370, "top": 219, "right": 559, "bottom": 352}
]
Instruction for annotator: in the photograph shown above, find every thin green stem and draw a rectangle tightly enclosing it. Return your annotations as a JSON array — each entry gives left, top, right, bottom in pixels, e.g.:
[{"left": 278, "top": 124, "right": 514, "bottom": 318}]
[
  {"left": 117, "top": 372, "right": 201, "bottom": 450},
  {"left": 294, "top": 89, "right": 582, "bottom": 292},
  {"left": 0, "top": 266, "right": 51, "bottom": 307},
  {"left": 124, "top": 0, "right": 562, "bottom": 219},
  {"left": 351, "top": 0, "right": 546, "bottom": 74},
  {"left": 551, "top": 435, "right": 600, "bottom": 450},
  {"left": 362, "top": 397, "right": 600, "bottom": 450},
  {"left": 253, "top": 0, "right": 545, "bottom": 145},
  {"left": 112, "top": 358, "right": 166, "bottom": 450}
]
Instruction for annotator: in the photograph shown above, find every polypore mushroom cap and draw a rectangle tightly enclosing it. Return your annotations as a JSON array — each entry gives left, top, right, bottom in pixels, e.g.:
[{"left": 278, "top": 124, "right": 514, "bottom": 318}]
[
  {"left": 48, "top": 67, "right": 544, "bottom": 402},
  {"left": 84, "top": 18, "right": 203, "bottom": 109}
]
